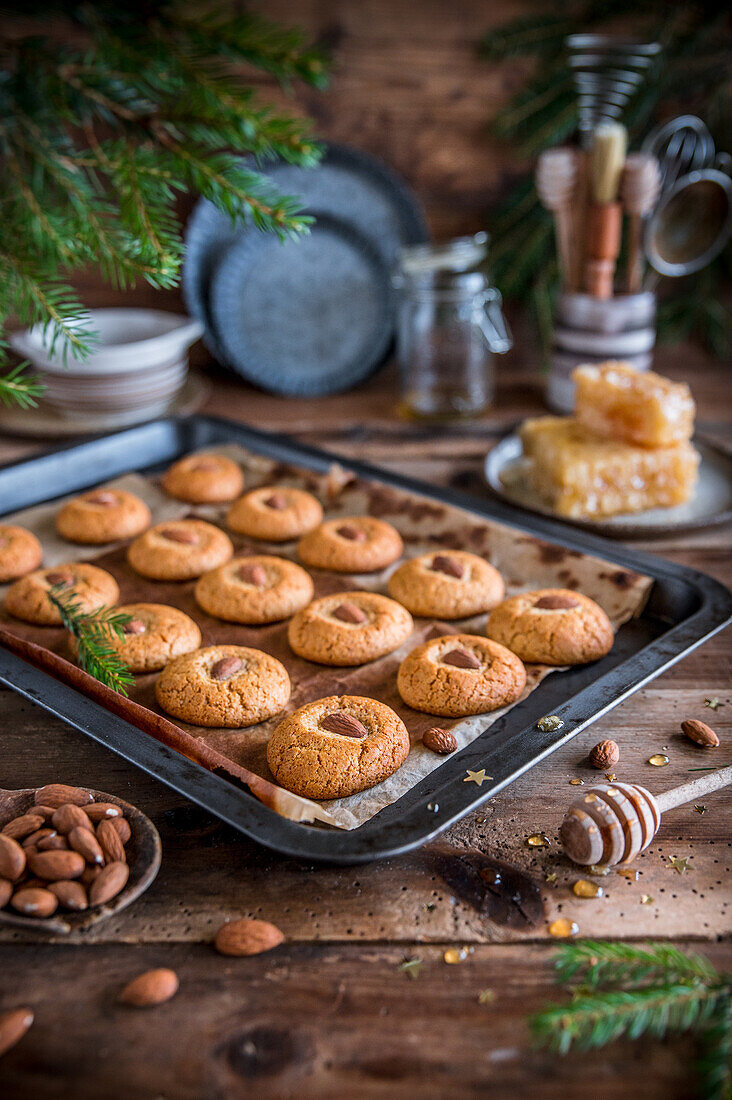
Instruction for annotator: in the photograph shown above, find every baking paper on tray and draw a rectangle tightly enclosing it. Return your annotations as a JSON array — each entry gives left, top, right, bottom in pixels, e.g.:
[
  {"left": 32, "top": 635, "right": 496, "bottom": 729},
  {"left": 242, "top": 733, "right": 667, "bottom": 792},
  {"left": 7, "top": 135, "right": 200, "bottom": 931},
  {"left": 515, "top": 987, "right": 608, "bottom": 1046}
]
[{"left": 0, "top": 445, "right": 652, "bottom": 830}]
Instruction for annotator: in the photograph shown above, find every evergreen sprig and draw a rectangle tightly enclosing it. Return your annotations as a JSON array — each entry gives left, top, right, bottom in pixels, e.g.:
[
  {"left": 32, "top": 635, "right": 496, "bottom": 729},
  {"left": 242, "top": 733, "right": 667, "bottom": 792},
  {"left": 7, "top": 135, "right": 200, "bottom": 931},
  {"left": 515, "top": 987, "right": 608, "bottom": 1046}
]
[
  {"left": 0, "top": 1, "right": 328, "bottom": 398},
  {"left": 0, "top": 362, "right": 44, "bottom": 410},
  {"left": 531, "top": 941, "right": 731, "bottom": 1099},
  {"left": 481, "top": 0, "right": 732, "bottom": 358},
  {"left": 47, "top": 583, "right": 135, "bottom": 696}
]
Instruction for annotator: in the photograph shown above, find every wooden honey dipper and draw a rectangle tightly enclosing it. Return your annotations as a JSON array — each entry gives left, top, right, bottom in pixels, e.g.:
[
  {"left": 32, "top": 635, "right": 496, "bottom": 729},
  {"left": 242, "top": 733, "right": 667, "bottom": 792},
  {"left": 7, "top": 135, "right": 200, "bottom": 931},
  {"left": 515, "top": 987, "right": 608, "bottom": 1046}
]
[
  {"left": 621, "top": 152, "right": 661, "bottom": 292},
  {"left": 560, "top": 766, "right": 732, "bottom": 867},
  {"left": 536, "top": 147, "right": 580, "bottom": 290}
]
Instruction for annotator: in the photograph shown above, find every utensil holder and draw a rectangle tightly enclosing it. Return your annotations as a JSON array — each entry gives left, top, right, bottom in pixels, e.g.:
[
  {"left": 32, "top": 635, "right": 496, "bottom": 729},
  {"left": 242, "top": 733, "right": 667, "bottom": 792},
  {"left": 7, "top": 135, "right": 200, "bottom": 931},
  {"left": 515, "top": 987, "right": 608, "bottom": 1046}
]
[{"left": 547, "top": 291, "right": 656, "bottom": 413}]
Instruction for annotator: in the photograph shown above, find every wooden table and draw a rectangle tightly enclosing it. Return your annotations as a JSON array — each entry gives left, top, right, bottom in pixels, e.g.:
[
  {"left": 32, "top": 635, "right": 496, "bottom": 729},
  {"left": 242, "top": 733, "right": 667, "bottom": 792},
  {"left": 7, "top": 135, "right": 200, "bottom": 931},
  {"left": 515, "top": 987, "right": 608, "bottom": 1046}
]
[{"left": 1, "top": 346, "right": 730, "bottom": 1099}]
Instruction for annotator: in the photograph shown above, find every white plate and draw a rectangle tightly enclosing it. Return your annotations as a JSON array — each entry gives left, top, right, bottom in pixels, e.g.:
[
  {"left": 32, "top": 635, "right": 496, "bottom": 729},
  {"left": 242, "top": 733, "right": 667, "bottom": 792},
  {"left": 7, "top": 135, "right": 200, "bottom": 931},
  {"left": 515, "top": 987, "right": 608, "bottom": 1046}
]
[{"left": 484, "top": 434, "right": 732, "bottom": 539}]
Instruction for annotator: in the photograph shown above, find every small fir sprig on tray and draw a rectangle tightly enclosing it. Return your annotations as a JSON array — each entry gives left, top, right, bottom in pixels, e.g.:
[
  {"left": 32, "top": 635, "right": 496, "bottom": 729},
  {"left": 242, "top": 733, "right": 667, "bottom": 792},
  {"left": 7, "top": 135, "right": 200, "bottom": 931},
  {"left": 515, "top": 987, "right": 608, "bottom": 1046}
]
[
  {"left": 0, "top": 362, "right": 44, "bottom": 410},
  {"left": 47, "top": 583, "right": 134, "bottom": 696},
  {"left": 531, "top": 941, "right": 731, "bottom": 1099}
]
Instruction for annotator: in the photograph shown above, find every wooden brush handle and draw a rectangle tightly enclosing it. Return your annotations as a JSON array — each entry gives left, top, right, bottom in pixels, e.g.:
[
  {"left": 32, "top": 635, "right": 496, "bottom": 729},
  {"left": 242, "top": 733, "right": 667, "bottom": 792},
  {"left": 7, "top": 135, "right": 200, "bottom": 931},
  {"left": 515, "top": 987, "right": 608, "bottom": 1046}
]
[
  {"left": 585, "top": 202, "right": 622, "bottom": 299},
  {"left": 656, "top": 765, "right": 732, "bottom": 814},
  {"left": 626, "top": 213, "right": 643, "bottom": 293}
]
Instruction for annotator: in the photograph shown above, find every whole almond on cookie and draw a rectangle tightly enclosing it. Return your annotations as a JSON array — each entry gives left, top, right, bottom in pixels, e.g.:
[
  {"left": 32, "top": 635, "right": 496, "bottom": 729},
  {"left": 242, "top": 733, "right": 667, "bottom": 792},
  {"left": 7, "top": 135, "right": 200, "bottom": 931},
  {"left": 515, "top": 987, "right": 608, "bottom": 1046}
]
[
  {"left": 210, "top": 656, "right": 243, "bottom": 681},
  {"left": 2, "top": 814, "right": 44, "bottom": 841},
  {"left": 122, "top": 619, "right": 146, "bottom": 635},
  {"left": 320, "top": 712, "right": 369, "bottom": 738},
  {"left": 0, "top": 835, "right": 26, "bottom": 882},
  {"left": 423, "top": 727, "right": 458, "bottom": 755},
  {"left": 534, "top": 594, "right": 579, "bottom": 610},
  {"left": 442, "top": 648, "right": 481, "bottom": 669},
  {"left": 44, "top": 571, "right": 72, "bottom": 587},
  {"left": 332, "top": 602, "right": 367, "bottom": 624},
  {"left": 589, "top": 739, "right": 620, "bottom": 769},
  {"left": 119, "top": 968, "right": 179, "bottom": 1007},
  {"left": 431, "top": 555, "right": 464, "bottom": 579},
  {"left": 681, "top": 719, "right": 719, "bottom": 748},
  {"left": 85, "top": 491, "right": 117, "bottom": 506},
  {"left": 160, "top": 527, "right": 199, "bottom": 545},
  {"left": 237, "top": 563, "right": 267, "bottom": 587},
  {"left": 11, "top": 887, "right": 58, "bottom": 918},
  {"left": 214, "top": 918, "right": 284, "bottom": 957},
  {"left": 97, "top": 819, "right": 127, "bottom": 864},
  {"left": 0, "top": 1007, "right": 34, "bottom": 1057},
  {"left": 89, "top": 861, "right": 129, "bottom": 906},
  {"left": 35, "top": 784, "right": 92, "bottom": 809},
  {"left": 264, "top": 493, "right": 288, "bottom": 510},
  {"left": 336, "top": 524, "right": 366, "bottom": 542}
]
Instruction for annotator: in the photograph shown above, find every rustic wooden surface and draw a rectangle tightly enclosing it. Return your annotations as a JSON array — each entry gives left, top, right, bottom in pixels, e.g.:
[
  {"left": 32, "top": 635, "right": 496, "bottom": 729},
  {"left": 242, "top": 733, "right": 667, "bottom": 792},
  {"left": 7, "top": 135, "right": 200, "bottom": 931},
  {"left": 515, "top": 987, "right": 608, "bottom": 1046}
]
[{"left": 0, "top": 338, "right": 730, "bottom": 1098}]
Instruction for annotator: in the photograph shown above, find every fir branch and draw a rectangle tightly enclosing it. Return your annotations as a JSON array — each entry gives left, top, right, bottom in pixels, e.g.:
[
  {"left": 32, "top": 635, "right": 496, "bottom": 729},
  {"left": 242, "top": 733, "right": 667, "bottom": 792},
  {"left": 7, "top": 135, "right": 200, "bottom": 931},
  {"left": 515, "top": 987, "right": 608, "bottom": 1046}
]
[
  {"left": 0, "top": 362, "right": 44, "bottom": 409},
  {"left": 554, "top": 941, "right": 719, "bottom": 990},
  {"left": 46, "top": 584, "right": 134, "bottom": 696}
]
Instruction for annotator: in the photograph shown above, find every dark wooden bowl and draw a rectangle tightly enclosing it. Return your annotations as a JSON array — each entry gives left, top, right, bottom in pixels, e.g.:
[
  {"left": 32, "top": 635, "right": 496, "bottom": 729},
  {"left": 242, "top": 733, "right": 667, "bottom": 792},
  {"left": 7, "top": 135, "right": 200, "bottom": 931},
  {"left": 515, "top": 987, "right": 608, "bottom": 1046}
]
[{"left": 0, "top": 786, "right": 162, "bottom": 935}]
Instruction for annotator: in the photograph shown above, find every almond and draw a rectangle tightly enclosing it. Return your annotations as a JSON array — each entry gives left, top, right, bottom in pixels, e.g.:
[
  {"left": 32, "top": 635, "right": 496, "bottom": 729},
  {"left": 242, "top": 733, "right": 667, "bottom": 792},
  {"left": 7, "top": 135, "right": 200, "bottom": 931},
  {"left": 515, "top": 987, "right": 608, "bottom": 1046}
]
[
  {"left": 236, "top": 563, "right": 267, "bottom": 587},
  {"left": 22, "top": 828, "right": 55, "bottom": 848},
  {"left": 52, "top": 803, "right": 93, "bottom": 834},
  {"left": 48, "top": 880, "right": 88, "bottom": 911},
  {"left": 119, "top": 968, "right": 179, "bottom": 1007},
  {"left": 589, "top": 739, "right": 620, "bottom": 769},
  {"left": 431, "top": 555, "right": 464, "bottom": 579},
  {"left": 108, "top": 817, "right": 131, "bottom": 845},
  {"left": 81, "top": 864, "right": 103, "bottom": 887},
  {"left": 320, "top": 712, "right": 369, "bottom": 738},
  {"left": 442, "top": 648, "right": 481, "bottom": 669},
  {"left": 83, "top": 803, "right": 122, "bottom": 823},
  {"left": 97, "top": 819, "right": 127, "bottom": 864},
  {"left": 32, "top": 805, "right": 56, "bottom": 820},
  {"left": 0, "top": 878, "right": 12, "bottom": 907},
  {"left": 210, "top": 656, "right": 243, "bottom": 681},
  {"left": 422, "top": 727, "right": 458, "bottom": 754},
  {"left": 0, "top": 1007, "right": 34, "bottom": 1057},
  {"left": 85, "top": 491, "right": 117, "bottom": 506},
  {"left": 37, "top": 835, "right": 68, "bottom": 852},
  {"left": 159, "top": 526, "right": 199, "bottom": 545},
  {"left": 122, "top": 619, "right": 146, "bottom": 635},
  {"left": 89, "top": 861, "right": 129, "bottom": 906},
  {"left": 332, "top": 602, "right": 367, "bottom": 624},
  {"left": 45, "top": 571, "right": 72, "bottom": 587},
  {"left": 336, "top": 524, "right": 366, "bottom": 542},
  {"left": 2, "top": 814, "right": 44, "bottom": 841},
  {"left": 68, "top": 826, "right": 104, "bottom": 866},
  {"left": 214, "top": 918, "right": 284, "bottom": 957},
  {"left": 27, "top": 849, "right": 85, "bottom": 881},
  {"left": 0, "top": 835, "right": 26, "bottom": 882},
  {"left": 11, "top": 887, "right": 58, "bottom": 918},
  {"left": 191, "top": 458, "right": 219, "bottom": 472},
  {"left": 534, "top": 594, "right": 579, "bottom": 610},
  {"left": 263, "top": 493, "right": 288, "bottom": 510},
  {"left": 35, "top": 784, "right": 93, "bottom": 809},
  {"left": 681, "top": 719, "right": 719, "bottom": 748}
]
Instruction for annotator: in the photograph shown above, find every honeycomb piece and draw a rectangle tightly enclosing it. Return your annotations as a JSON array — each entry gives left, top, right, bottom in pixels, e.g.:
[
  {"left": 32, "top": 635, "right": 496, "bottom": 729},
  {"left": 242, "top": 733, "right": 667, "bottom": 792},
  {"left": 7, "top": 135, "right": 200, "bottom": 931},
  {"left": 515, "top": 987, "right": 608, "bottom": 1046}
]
[
  {"left": 573, "top": 361, "right": 695, "bottom": 448},
  {"left": 520, "top": 416, "right": 699, "bottom": 519}
]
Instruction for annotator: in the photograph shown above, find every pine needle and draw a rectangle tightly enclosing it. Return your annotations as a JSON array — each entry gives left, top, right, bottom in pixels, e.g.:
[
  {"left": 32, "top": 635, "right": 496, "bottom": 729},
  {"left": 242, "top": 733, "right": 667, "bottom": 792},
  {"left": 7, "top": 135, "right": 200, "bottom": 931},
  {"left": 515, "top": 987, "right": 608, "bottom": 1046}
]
[
  {"left": 0, "top": 363, "right": 45, "bottom": 409},
  {"left": 46, "top": 584, "right": 134, "bottom": 696}
]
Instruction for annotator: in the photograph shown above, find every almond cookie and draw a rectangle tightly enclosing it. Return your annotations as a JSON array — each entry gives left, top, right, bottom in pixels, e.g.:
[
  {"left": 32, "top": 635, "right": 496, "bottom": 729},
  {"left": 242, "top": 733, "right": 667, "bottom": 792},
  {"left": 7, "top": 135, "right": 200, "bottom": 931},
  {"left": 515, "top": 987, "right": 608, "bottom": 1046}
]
[
  {"left": 155, "top": 645, "right": 290, "bottom": 728},
  {"left": 388, "top": 551, "right": 504, "bottom": 619},
  {"left": 5, "top": 563, "right": 120, "bottom": 625},
  {"left": 297, "top": 517, "right": 403, "bottom": 573},
  {"left": 267, "top": 695, "right": 410, "bottom": 799},
  {"left": 195, "top": 556, "right": 314, "bottom": 625},
  {"left": 161, "top": 453, "right": 244, "bottom": 503},
  {"left": 397, "top": 634, "right": 526, "bottom": 717},
  {"left": 227, "top": 486, "right": 323, "bottom": 542},
  {"left": 70, "top": 603, "right": 202, "bottom": 673},
  {"left": 288, "top": 591, "right": 413, "bottom": 666},
  {"left": 127, "top": 520, "right": 233, "bottom": 581},
  {"left": 485, "top": 588, "right": 614, "bottom": 666},
  {"left": 56, "top": 488, "right": 151, "bottom": 544},
  {"left": 0, "top": 525, "right": 42, "bottom": 582}
]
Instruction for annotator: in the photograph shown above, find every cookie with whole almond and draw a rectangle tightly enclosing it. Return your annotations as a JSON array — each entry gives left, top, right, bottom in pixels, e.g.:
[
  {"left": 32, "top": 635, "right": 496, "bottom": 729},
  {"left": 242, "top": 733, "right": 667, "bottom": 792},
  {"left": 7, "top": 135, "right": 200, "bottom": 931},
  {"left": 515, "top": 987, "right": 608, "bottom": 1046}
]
[
  {"left": 5, "top": 563, "right": 119, "bottom": 625},
  {"left": 127, "top": 520, "right": 233, "bottom": 581},
  {"left": 388, "top": 551, "right": 504, "bottom": 620},
  {"left": 485, "top": 588, "right": 613, "bottom": 666},
  {"left": 161, "top": 453, "right": 244, "bottom": 504},
  {"left": 155, "top": 645, "right": 290, "bottom": 728},
  {"left": 227, "top": 486, "right": 323, "bottom": 542},
  {"left": 56, "top": 488, "right": 151, "bottom": 544},
  {"left": 195, "top": 555, "right": 314, "bottom": 624},
  {"left": 70, "top": 603, "right": 201, "bottom": 673},
  {"left": 288, "top": 591, "right": 413, "bottom": 666},
  {"left": 297, "top": 517, "right": 403, "bottom": 573},
  {"left": 266, "top": 695, "right": 410, "bottom": 799},
  {"left": 0, "top": 525, "right": 42, "bottom": 582},
  {"left": 397, "top": 634, "right": 526, "bottom": 717}
]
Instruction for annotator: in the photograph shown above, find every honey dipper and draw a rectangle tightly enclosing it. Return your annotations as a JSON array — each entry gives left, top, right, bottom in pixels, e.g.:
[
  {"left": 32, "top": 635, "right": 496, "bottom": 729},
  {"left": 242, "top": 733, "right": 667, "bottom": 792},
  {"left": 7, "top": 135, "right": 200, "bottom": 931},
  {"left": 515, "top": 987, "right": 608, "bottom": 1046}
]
[
  {"left": 621, "top": 152, "right": 661, "bottom": 292},
  {"left": 536, "top": 148, "right": 579, "bottom": 290},
  {"left": 559, "top": 766, "right": 732, "bottom": 867}
]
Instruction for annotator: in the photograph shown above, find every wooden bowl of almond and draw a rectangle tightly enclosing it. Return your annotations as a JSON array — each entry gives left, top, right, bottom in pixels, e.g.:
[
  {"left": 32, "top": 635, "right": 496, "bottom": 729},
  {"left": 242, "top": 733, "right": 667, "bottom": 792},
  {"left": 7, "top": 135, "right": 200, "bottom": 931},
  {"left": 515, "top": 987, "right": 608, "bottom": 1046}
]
[{"left": 0, "top": 783, "right": 161, "bottom": 935}]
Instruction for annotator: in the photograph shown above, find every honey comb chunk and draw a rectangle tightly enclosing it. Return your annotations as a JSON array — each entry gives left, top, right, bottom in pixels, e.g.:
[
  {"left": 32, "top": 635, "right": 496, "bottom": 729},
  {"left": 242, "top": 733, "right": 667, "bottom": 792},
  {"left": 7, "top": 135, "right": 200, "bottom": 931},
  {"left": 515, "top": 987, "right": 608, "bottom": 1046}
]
[
  {"left": 519, "top": 415, "right": 699, "bottom": 519},
  {"left": 573, "top": 361, "right": 695, "bottom": 448}
]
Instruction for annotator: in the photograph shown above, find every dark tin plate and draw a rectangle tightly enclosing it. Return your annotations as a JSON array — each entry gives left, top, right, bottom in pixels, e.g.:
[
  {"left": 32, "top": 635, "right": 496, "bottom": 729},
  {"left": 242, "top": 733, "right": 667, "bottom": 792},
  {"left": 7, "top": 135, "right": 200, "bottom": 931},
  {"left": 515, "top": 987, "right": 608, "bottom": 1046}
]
[{"left": 1, "top": 416, "right": 730, "bottom": 864}]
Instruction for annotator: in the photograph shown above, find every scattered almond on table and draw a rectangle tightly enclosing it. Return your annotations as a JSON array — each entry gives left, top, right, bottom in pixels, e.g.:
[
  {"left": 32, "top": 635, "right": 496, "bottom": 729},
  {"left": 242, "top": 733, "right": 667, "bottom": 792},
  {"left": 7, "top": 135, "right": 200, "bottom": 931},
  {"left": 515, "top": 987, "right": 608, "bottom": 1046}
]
[
  {"left": 118, "top": 968, "right": 179, "bottom": 1007},
  {"left": 214, "top": 918, "right": 285, "bottom": 957},
  {"left": 681, "top": 719, "right": 719, "bottom": 748},
  {"left": 0, "top": 1007, "right": 34, "bottom": 1058}
]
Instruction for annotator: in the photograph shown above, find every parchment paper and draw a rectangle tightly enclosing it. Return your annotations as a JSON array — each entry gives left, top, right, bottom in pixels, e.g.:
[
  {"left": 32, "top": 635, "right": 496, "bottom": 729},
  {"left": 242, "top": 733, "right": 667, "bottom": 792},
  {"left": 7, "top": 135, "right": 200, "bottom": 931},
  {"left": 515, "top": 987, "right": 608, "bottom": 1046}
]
[{"left": 0, "top": 445, "right": 652, "bottom": 829}]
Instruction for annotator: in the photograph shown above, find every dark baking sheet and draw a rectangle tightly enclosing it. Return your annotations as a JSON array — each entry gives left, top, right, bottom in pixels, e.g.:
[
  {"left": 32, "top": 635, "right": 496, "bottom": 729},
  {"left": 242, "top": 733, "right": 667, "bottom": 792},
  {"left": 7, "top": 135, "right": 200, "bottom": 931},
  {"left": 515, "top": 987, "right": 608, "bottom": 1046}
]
[{"left": 0, "top": 416, "right": 730, "bottom": 863}]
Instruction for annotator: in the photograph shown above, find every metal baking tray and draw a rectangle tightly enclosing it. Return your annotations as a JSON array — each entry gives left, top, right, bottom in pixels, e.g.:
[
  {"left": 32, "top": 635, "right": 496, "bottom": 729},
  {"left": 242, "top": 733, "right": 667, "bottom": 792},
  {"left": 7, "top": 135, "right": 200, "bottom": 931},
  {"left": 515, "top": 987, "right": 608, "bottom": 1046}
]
[{"left": 1, "top": 415, "right": 730, "bottom": 863}]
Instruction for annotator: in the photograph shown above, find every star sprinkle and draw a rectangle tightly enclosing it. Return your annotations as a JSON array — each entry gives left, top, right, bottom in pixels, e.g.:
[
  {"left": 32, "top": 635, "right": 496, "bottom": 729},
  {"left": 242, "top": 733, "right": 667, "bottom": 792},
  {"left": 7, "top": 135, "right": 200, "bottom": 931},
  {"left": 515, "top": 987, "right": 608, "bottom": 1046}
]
[
  {"left": 669, "top": 856, "right": 690, "bottom": 875},
  {"left": 640, "top": 894, "right": 654, "bottom": 905},
  {"left": 399, "top": 957, "right": 423, "bottom": 980},
  {"left": 478, "top": 989, "right": 495, "bottom": 1005},
  {"left": 464, "top": 769, "right": 492, "bottom": 786},
  {"left": 704, "top": 697, "right": 723, "bottom": 710},
  {"left": 694, "top": 804, "right": 708, "bottom": 815}
]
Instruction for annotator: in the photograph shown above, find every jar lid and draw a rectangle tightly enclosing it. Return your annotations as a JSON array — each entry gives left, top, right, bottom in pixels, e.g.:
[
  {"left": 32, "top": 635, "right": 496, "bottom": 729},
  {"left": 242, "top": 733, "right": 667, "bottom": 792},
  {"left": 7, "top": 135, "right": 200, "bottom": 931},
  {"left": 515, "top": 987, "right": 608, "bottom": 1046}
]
[{"left": 398, "top": 232, "right": 489, "bottom": 276}]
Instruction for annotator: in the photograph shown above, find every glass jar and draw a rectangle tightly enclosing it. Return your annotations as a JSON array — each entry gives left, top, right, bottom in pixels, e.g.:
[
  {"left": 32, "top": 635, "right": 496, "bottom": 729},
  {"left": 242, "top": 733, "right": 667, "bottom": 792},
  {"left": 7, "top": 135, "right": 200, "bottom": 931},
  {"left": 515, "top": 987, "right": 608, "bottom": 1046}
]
[{"left": 393, "top": 235, "right": 512, "bottom": 420}]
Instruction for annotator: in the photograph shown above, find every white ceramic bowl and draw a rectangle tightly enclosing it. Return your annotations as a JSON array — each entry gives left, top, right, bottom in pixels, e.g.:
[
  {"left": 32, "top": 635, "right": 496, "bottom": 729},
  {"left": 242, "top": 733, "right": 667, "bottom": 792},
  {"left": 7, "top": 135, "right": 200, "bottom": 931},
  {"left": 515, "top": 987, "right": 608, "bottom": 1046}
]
[{"left": 10, "top": 309, "right": 203, "bottom": 427}]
